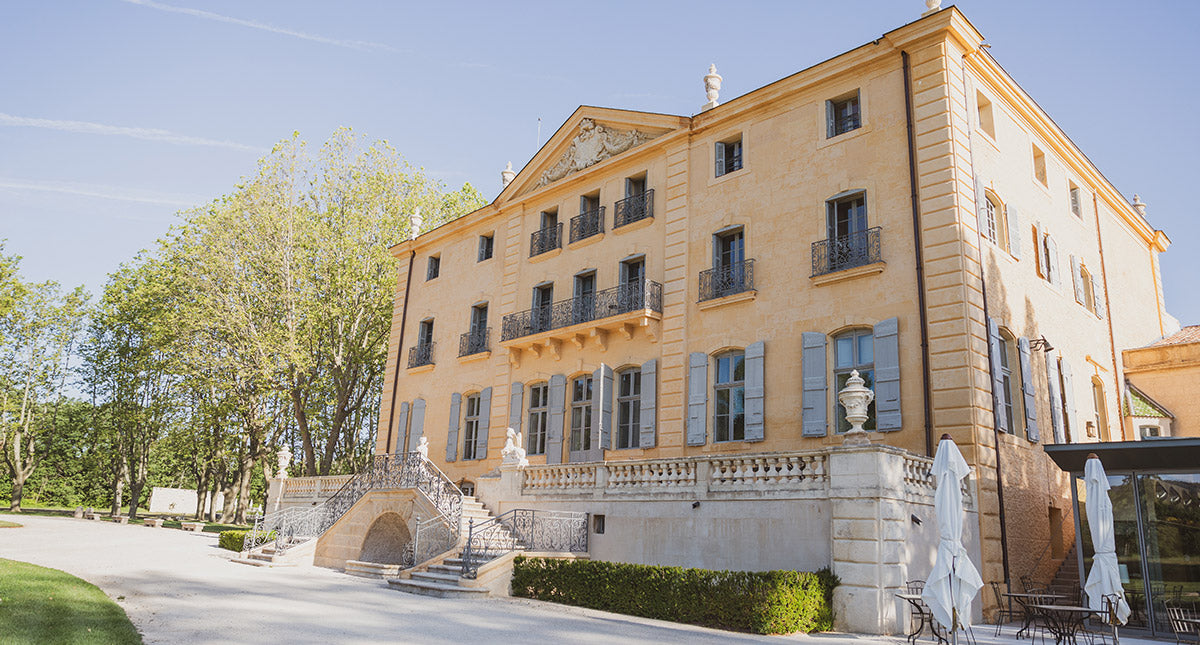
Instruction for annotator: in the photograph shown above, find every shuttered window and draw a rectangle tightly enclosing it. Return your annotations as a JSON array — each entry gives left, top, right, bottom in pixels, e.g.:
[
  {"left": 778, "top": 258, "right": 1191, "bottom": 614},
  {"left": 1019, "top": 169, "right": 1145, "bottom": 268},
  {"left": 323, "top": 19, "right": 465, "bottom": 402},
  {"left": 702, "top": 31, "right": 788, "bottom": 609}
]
[
  {"left": 527, "top": 383, "right": 548, "bottom": 455},
  {"left": 462, "top": 393, "right": 481, "bottom": 460},
  {"left": 833, "top": 329, "right": 875, "bottom": 433},
  {"left": 713, "top": 350, "right": 745, "bottom": 442},
  {"left": 616, "top": 368, "right": 641, "bottom": 449}
]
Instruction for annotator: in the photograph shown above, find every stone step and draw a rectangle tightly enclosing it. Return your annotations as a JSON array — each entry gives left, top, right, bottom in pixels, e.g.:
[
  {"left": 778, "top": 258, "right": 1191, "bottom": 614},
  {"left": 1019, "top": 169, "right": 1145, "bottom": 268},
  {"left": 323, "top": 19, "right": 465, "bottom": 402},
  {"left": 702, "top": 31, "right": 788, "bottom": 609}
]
[
  {"left": 387, "top": 578, "right": 488, "bottom": 598},
  {"left": 427, "top": 563, "right": 461, "bottom": 574},
  {"left": 410, "top": 570, "right": 462, "bottom": 584},
  {"left": 345, "top": 560, "right": 403, "bottom": 579}
]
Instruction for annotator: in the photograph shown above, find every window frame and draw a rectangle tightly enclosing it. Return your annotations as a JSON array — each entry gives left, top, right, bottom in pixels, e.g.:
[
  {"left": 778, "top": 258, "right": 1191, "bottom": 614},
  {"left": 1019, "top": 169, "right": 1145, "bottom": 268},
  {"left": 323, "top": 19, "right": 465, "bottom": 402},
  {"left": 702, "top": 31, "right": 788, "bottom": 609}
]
[
  {"left": 526, "top": 382, "right": 548, "bottom": 456},
  {"left": 827, "top": 90, "right": 862, "bottom": 138},
  {"left": 976, "top": 90, "right": 995, "bottom": 139},
  {"left": 569, "top": 375, "right": 593, "bottom": 453},
  {"left": 714, "top": 136, "right": 743, "bottom": 177},
  {"left": 1032, "top": 144, "right": 1048, "bottom": 186},
  {"left": 1069, "top": 183, "right": 1082, "bottom": 218},
  {"left": 833, "top": 329, "right": 876, "bottom": 434},
  {"left": 616, "top": 367, "right": 642, "bottom": 449},
  {"left": 462, "top": 392, "right": 481, "bottom": 460},
  {"left": 713, "top": 350, "right": 746, "bottom": 443},
  {"left": 478, "top": 234, "right": 494, "bottom": 262},
  {"left": 417, "top": 319, "right": 434, "bottom": 346},
  {"left": 996, "top": 330, "right": 1024, "bottom": 435},
  {"left": 426, "top": 255, "right": 440, "bottom": 280}
]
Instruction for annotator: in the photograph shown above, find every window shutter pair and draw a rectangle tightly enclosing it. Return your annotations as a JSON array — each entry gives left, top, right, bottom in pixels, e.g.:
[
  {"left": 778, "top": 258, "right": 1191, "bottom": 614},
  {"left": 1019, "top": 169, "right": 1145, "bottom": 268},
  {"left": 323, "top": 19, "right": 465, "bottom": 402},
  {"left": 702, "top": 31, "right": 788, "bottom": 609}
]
[
  {"left": 408, "top": 399, "right": 425, "bottom": 452},
  {"left": 591, "top": 365, "right": 614, "bottom": 453},
  {"left": 799, "top": 318, "right": 901, "bottom": 436},
  {"left": 639, "top": 359, "right": 658, "bottom": 448},
  {"left": 1045, "top": 356, "right": 1065, "bottom": 444},
  {"left": 1017, "top": 337, "right": 1040, "bottom": 442},
  {"left": 1006, "top": 204, "right": 1022, "bottom": 259},
  {"left": 445, "top": 393, "right": 462, "bottom": 462},
  {"left": 546, "top": 374, "right": 566, "bottom": 464},
  {"left": 686, "top": 343, "right": 767, "bottom": 444},
  {"left": 1070, "top": 255, "right": 1085, "bottom": 304},
  {"left": 987, "top": 317, "right": 1008, "bottom": 433}
]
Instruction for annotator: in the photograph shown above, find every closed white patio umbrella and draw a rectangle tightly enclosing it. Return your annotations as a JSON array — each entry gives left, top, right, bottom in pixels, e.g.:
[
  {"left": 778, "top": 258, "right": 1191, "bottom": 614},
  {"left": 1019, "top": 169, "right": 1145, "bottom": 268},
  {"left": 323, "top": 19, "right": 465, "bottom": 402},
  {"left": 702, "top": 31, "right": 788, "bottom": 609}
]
[
  {"left": 1083, "top": 454, "right": 1131, "bottom": 632},
  {"left": 922, "top": 434, "right": 983, "bottom": 639}
]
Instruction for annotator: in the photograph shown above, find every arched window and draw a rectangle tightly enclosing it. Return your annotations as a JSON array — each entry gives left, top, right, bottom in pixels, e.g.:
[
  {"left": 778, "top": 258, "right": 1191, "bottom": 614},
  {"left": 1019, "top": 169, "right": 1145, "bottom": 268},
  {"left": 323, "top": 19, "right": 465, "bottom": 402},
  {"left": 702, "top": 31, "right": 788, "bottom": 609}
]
[
  {"left": 526, "top": 382, "right": 548, "bottom": 455},
  {"left": 996, "top": 330, "right": 1025, "bottom": 434},
  {"left": 569, "top": 375, "right": 593, "bottom": 452},
  {"left": 462, "top": 392, "right": 482, "bottom": 460},
  {"left": 713, "top": 350, "right": 745, "bottom": 442},
  {"left": 616, "top": 367, "right": 642, "bottom": 449},
  {"left": 1092, "top": 378, "right": 1109, "bottom": 441},
  {"left": 982, "top": 193, "right": 1010, "bottom": 252},
  {"left": 834, "top": 329, "right": 875, "bottom": 433}
]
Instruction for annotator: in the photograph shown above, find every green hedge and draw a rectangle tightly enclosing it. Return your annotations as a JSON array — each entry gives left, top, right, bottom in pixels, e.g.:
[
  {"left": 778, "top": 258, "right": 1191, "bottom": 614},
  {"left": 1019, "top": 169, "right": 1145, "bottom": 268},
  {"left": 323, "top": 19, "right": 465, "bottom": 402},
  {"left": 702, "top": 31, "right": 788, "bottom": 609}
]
[{"left": 511, "top": 556, "right": 838, "bottom": 634}]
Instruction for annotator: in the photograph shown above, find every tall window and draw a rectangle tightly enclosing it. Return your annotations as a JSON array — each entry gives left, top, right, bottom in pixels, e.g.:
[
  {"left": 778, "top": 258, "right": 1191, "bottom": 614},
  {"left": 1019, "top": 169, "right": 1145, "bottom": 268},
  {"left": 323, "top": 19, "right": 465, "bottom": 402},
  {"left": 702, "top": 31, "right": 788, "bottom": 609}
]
[
  {"left": 715, "top": 137, "right": 743, "bottom": 177},
  {"left": 616, "top": 368, "right": 642, "bottom": 449},
  {"left": 976, "top": 91, "right": 995, "bottom": 139},
  {"left": 828, "top": 193, "right": 867, "bottom": 240},
  {"left": 715, "top": 228, "right": 745, "bottom": 268},
  {"left": 1032, "top": 144, "right": 1048, "bottom": 186},
  {"left": 462, "top": 393, "right": 481, "bottom": 460},
  {"left": 1092, "top": 378, "right": 1109, "bottom": 442},
  {"left": 527, "top": 383, "right": 548, "bottom": 455},
  {"left": 996, "top": 332, "right": 1024, "bottom": 434},
  {"left": 417, "top": 319, "right": 434, "bottom": 346},
  {"left": 1069, "top": 183, "right": 1082, "bottom": 217},
  {"left": 470, "top": 303, "right": 488, "bottom": 333},
  {"left": 426, "top": 255, "right": 440, "bottom": 280},
  {"left": 1080, "top": 265, "right": 1096, "bottom": 312},
  {"left": 569, "top": 375, "right": 593, "bottom": 452},
  {"left": 620, "top": 256, "right": 646, "bottom": 310},
  {"left": 834, "top": 330, "right": 875, "bottom": 433},
  {"left": 713, "top": 351, "right": 745, "bottom": 442},
  {"left": 827, "top": 91, "right": 861, "bottom": 137},
  {"left": 478, "top": 234, "right": 494, "bottom": 261},
  {"left": 981, "top": 194, "right": 1009, "bottom": 251},
  {"left": 533, "top": 283, "right": 553, "bottom": 333}
]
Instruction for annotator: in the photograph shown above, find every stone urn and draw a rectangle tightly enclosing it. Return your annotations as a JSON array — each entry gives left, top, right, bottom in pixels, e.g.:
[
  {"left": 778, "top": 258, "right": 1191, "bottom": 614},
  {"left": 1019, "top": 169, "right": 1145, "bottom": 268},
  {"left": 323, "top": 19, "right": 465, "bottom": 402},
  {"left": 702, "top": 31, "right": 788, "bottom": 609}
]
[
  {"left": 838, "top": 369, "right": 875, "bottom": 446},
  {"left": 276, "top": 446, "right": 293, "bottom": 479}
]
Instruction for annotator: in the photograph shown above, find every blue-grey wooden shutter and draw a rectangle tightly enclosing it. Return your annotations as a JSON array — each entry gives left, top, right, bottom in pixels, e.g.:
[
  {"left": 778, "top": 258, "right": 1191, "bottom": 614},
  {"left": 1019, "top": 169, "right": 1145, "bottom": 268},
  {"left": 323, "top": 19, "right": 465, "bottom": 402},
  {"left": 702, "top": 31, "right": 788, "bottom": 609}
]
[
  {"left": 987, "top": 318, "right": 1008, "bottom": 433},
  {"left": 508, "top": 381, "right": 523, "bottom": 435},
  {"left": 639, "top": 359, "right": 657, "bottom": 448},
  {"left": 1070, "top": 255, "right": 1085, "bottom": 304},
  {"left": 873, "top": 318, "right": 902, "bottom": 431},
  {"left": 409, "top": 398, "right": 426, "bottom": 453},
  {"left": 1060, "top": 359, "right": 1077, "bottom": 442},
  {"left": 1091, "top": 274, "right": 1105, "bottom": 319},
  {"left": 1045, "top": 234, "right": 1061, "bottom": 288},
  {"left": 546, "top": 374, "right": 566, "bottom": 464},
  {"left": 475, "top": 387, "right": 492, "bottom": 459},
  {"left": 745, "top": 341, "right": 765, "bottom": 442},
  {"left": 687, "top": 352, "right": 708, "bottom": 445},
  {"left": 801, "top": 332, "right": 828, "bottom": 437},
  {"left": 1006, "top": 204, "right": 1022, "bottom": 259},
  {"left": 395, "top": 401, "right": 410, "bottom": 453},
  {"left": 444, "top": 393, "right": 460, "bottom": 461},
  {"left": 1018, "top": 337, "right": 1040, "bottom": 442},
  {"left": 1046, "top": 355, "right": 1065, "bottom": 444},
  {"left": 714, "top": 143, "right": 725, "bottom": 176},
  {"left": 592, "top": 364, "right": 614, "bottom": 451}
]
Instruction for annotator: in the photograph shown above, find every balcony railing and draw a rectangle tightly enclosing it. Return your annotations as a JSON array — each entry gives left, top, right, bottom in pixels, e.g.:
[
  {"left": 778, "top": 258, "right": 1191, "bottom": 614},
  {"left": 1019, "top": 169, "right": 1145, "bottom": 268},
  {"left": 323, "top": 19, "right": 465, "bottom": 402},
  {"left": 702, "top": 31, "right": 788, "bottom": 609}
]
[
  {"left": 530, "top": 223, "right": 563, "bottom": 257},
  {"left": 569, "top": 207, "right": 605, "bottom": 243},
  {"left": 408, "top": 341, "right": 435, "bottom": 368},
  {"left": 698, "top": 259, "right": 756, "bottom": 302},
  {"left": 811, "top": 227, "right": 881, "bottom": 277},
  {"left": 614, "top": 189, "right": 654, "bottom": 228},
  {"left": 458, "top": 328, "right": 490, "bottom": 357},
  {"left": 501, "top": 280, "right": 663, "bottom": 342}
]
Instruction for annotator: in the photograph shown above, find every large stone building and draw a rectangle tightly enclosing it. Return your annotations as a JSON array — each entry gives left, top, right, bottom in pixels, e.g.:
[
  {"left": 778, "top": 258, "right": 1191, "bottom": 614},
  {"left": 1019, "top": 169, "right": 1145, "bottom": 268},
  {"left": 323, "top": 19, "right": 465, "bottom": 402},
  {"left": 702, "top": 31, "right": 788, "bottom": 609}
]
[{"left": 264, "top": 5, "right": 1178, "bottom": 634}]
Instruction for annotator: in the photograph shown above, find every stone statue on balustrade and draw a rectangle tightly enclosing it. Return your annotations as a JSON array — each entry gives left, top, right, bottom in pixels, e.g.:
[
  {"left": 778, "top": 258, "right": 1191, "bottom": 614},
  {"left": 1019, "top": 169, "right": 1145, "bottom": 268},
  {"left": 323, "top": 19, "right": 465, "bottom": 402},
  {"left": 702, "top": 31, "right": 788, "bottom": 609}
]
[
  {"left": 501, "top": 427, "right": 528, "bottom": 468},
  {"left": 416, "top": 436, "right": 430, "bottom": 461}
]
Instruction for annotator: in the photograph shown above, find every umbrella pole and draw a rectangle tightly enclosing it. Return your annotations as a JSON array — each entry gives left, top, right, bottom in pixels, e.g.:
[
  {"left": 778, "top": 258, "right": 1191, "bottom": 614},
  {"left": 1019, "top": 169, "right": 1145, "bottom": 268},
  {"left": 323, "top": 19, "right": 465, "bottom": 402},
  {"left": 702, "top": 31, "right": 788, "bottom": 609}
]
[{"left": 951, "top": 553, "right": 959, "bottom": 645}]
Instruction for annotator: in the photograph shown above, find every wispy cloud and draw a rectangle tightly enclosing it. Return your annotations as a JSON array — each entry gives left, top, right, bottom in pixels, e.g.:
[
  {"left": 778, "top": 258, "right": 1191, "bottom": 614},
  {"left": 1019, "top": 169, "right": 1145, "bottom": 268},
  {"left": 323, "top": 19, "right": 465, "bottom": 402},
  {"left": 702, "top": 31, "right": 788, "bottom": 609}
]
[
  {"left": 0, "top": 112, "right": 259, "bottom": 151},
  {"left": 0, "top": 177, "right": 203, "bottom": 208},
  {"left": 121, "top": 0, "right": 396, "bottom": 52}
]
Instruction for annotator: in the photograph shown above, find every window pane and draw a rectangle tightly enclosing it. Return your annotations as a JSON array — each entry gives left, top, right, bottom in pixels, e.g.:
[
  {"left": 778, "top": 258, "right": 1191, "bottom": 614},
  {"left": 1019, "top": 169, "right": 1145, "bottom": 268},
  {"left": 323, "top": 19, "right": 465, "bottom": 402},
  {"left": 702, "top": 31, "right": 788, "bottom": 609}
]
[
  {"left": 858, "top": 333, "right": 873, "bottom": 366},
  {"left": 715, "top": 389, "right": 729, "bottom": 416},
  {"left": 631, "top": 371, "right": 641, "bottom": 395},
  {"left": 836, "top": 336, "right": 854, "bottom": 368},
  {"left": 716, "top": 356, "right": 730, "bottom": 384},
  {"left": 733, "top": 354, "right": 744, "bottom": 382},
  {"left": 733, "top": 387, "right": 745, "bottom": 417}
]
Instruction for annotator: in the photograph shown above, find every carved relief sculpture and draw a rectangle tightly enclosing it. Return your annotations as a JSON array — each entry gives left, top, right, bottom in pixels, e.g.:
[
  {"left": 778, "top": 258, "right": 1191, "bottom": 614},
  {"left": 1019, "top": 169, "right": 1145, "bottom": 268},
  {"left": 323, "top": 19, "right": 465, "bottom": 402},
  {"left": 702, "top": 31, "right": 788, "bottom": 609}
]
[{"left": 536, "top": 118, "right": 656, "bottom": 187}]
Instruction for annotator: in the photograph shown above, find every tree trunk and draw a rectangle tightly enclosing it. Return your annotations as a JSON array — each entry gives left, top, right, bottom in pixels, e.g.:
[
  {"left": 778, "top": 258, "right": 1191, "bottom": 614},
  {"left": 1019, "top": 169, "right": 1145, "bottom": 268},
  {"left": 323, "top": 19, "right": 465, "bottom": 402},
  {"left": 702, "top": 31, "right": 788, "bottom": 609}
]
[
  {"left": 233, "top": 451, "right": 255, "bottom": 524},
  {"left": 127, "top": 480, "right": 144, "bottom": 520},
  {"left": 219, "top": 463, "right": 240, "bottom": 523},
  {"left": 291, "top": 387, "right": 318, "bottom": 476},
  {"left": 8, "top": 477, "right": 23, "bottom": 512}
]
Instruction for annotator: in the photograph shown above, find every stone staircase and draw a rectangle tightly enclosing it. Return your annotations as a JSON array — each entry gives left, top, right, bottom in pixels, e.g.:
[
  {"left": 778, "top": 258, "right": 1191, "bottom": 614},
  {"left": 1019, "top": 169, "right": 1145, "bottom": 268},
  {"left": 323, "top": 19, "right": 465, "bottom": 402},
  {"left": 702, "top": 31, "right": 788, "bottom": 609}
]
[
  {"left": 232, "top": 537, "right": 316, "bottom": 568},
  {"left": 1048, "top": 544, "right": 1082, "bottom": 601}
]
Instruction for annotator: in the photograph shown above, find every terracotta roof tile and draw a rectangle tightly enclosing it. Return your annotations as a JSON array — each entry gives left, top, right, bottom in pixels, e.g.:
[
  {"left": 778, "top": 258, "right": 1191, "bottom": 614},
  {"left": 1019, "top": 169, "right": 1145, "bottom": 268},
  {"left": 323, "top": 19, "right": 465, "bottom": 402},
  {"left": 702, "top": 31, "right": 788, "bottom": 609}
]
[{"left": 1150, "top": 325, "right": 1200, "bottom": 347}]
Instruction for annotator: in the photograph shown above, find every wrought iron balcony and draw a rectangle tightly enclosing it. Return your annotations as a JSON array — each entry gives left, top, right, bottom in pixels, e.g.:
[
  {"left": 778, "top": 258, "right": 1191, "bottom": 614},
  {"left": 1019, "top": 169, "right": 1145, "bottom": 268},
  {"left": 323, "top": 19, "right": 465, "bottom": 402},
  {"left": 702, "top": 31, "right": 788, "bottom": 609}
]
[
  {"left": 811, "top": 227, "right": 881, "bottom": 277},
  {"left": 698, "top": 259, "right": 756, "bottom": 302},
  {"left": 530, "top": 222, "right": 563, "bottom": 257},
  {"left": 569, "top": 207, "right": 605, "bottom": 243},
  {"left": 501, "top": 280, "right": 663, "bottom": 342},
  {"left": 408, "top": 341, "right": 435, "bottom": 369},
  {"left": 614, "top": 189, "right": 654, "bottom": 228},
  {"left": 458, "top": 328, "right": 490, "bottom": 357}
]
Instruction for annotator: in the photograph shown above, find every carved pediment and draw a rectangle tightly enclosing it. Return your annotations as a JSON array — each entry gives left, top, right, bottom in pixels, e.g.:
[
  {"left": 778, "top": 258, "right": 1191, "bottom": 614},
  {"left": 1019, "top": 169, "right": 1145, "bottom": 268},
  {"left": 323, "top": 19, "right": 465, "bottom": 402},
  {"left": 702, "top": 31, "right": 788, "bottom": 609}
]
[{"left": 536, "top": 119, "right": 657, "bottom": 187}]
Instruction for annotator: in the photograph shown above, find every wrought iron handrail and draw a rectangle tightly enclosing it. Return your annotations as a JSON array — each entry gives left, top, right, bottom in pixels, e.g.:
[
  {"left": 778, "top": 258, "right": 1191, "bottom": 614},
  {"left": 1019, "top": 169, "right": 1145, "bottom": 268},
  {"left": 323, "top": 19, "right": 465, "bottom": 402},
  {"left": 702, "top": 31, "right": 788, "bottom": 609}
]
[
  {"left": 811, "top": 227, "right": 881, "bottom": 277},
  {"left": 408, "top": 341, "right": 435, "bottom": 368},
  {"left": 529, "top": 222, "right": 563, "bottom": 257},
  {"left": 400, "top": 510, "right": 461, "bottom": 568},
  {"left": 614, "top": 189, "right": 654, "bottom": 228},
  {"left": 458, "top": 328, "right": 490, "bottom": 357},
  {"left": 243, "top": 452, "right": 463, "bottom": 555},
  {"left": 569, "top": 206, "right": 605, "bottom": 243},
  {"left": 698, "top": 258, "right": 756, "bottom": 301},
  {"left": 500, "top": 280, "right": 663, "bottom": 342},
  {"left": 460, "top": 508, "right": 588, "bottom": 578}
]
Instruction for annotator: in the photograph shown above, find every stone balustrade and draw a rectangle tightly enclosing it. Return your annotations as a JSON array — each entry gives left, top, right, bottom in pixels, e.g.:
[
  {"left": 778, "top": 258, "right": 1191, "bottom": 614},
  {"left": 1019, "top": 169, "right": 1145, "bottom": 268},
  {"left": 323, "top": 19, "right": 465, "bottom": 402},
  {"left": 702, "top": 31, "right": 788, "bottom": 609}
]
[{"left": 269, "top": 474, "right": 355, "bottom": 511}]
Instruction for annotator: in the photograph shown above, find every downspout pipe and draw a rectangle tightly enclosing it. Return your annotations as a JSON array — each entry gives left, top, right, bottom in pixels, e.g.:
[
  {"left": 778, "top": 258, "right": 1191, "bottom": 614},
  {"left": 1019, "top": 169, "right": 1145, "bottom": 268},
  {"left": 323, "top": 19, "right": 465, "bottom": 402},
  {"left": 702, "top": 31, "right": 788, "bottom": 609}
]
[
  {"left": 384, "top": 250, "right": 417, "bottom": 455},
  {"left": 901, "top": 51, "right": 936, "bottom": 461},
  {"left": 1093, "top": 192, "right": 1123, "bottom": 441}
]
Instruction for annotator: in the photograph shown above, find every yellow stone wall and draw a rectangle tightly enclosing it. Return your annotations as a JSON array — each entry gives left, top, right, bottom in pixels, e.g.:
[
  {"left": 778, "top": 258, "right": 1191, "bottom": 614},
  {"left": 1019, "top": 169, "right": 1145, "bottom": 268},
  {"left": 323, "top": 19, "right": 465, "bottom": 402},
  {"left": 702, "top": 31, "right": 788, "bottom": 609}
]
[{"left": 1123, "top": 340, "right": 1200, "bottom": 438}]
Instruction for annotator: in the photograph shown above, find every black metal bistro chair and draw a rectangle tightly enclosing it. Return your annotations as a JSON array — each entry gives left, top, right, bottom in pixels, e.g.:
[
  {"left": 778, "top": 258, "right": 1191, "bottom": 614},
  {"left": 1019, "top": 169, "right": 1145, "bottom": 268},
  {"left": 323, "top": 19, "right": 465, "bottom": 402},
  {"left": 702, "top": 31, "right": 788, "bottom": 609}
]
[{"left": 991, "top": 581, "right": 1020, "bottom": 636}]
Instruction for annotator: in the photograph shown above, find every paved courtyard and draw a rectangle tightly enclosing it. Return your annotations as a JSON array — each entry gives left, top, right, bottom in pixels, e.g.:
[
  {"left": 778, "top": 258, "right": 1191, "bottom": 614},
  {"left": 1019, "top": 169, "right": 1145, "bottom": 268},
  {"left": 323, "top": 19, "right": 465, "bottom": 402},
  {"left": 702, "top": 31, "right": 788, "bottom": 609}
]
[{"left": 0, "top": 516, "right": 1170, "bottom": 644}]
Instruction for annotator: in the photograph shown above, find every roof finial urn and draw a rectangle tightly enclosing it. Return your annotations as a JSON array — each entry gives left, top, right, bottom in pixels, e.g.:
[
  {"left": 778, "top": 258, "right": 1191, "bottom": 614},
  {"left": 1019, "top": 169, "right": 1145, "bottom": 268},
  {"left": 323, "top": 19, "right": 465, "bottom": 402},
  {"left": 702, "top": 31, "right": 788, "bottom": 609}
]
[
  {"left": 500, "top": 161, "right": 516, "bottom": 189},
  {"left": 923, "top": 0, "right": 942, "bottom": 15},
  {"left": 701, "top": 64, "right": 722, "bottom": 112},
  {"left": 1132, "top": 194, "right": 1148, "bottom": 218},
  {"left": 409, "top": 206, "right": 423, "bottom": 241}
]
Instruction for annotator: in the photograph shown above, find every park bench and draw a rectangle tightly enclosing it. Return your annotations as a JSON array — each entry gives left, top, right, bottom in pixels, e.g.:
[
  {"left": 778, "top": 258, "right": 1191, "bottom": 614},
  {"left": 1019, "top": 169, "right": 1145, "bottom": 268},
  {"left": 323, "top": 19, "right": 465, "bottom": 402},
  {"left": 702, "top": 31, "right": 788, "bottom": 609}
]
[
  {"left": 144, "top": 518, "right": 165, "bottom": 528},
  {"left": 113, "top": 515, "right": 129, "bottom": 524},
  {"left": 83, "top": 507, "right": 102, "bottom": 521},
  {"left": 73, "top": 507, "right": 84, "bottom": 519},
  {"left": 180, "top": 521, "right": 205, "bottom": 532}
]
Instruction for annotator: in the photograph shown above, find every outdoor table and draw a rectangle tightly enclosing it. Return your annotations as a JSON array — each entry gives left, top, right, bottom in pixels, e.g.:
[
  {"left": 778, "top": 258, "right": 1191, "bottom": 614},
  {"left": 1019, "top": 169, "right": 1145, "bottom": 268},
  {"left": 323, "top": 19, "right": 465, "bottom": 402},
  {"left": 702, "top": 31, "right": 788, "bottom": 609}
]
[
  {"left": 896, "top": 593, "right": 947, "bottom": 645},
  {"left": 1029, "top": 604, "right": 1100, "bottom": 645},
  {"left": 1004, "top": 592, "right": 1065, "bottom": 639}
]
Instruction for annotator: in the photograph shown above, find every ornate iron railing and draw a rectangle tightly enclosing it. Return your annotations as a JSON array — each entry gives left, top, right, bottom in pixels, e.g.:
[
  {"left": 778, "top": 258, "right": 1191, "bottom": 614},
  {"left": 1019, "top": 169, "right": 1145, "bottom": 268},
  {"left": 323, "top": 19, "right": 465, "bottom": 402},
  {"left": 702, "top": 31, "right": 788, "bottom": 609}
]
[
  {"left": 400, "top": 511, "right": 460, "bottom": 568},
  {"left": 569, "top": 207, "right": 604, "bottom": 243},
  {"left": 811, "top": 227, "right": 881, "bottom": 277},
  {"left": 529, "top": 223, "right": 563, "bottom": 257},
  {"left": 501, "top": 280, "right": 663, "bottom": 341},
  {"left": 408, "top": 342, "right": 435, "bottom": 368},
  {"left": 614, "top": 189, "right": 654, "bottom": 228},
  {"left": 460, "top": 509, "right": 588, "bottom": 578},
  {"left": 698, "top": 259, "right": 756, "bottom": 301},
  {"left": 458, "top": 328, "right": 489, "bottom": 357},
  {"left": 243, "top": 452, "right": 463, "bottom": 555}
]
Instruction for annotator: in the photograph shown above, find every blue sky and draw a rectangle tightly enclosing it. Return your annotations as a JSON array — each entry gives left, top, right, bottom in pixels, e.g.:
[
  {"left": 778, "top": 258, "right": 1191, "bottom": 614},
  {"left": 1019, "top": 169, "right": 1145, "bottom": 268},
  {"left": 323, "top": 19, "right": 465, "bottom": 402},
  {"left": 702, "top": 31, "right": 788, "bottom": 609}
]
[{"left": 1, "top": 1, "right": 1196, "bottom": 327}]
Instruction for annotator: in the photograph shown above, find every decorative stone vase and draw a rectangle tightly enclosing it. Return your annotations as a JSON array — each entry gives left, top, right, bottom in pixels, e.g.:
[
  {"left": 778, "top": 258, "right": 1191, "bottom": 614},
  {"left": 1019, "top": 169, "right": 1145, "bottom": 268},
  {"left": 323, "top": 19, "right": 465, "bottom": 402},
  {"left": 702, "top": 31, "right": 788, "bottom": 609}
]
[
  {"left": 838, "top": 369, "right": 875, "bottom": 446},
  {"left": 276, "top": 446, "right": 293, "bottom": 479}
]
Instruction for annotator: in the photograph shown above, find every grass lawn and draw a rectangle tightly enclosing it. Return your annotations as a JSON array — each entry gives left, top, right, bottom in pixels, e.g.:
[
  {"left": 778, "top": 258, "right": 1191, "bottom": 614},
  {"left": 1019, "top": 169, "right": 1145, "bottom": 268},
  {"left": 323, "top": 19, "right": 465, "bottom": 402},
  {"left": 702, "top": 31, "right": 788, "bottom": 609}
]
[
  {"left": 0, "top": 520, "right": 21, "bottom": 528},
  {"left": 0, "top": 558, "right": 141, "bottom": 644}
]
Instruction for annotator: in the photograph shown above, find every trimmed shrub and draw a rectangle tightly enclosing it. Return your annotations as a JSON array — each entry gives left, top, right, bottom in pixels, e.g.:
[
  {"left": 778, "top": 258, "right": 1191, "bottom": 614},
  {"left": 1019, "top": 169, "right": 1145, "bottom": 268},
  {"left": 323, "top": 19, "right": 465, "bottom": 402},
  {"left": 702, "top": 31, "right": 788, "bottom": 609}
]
[
  {"left": 511, "top": 556, "right": 837, "bottom": 634},
  {"left": 218, "top": 529, "right": 274, "bottom": 552}
]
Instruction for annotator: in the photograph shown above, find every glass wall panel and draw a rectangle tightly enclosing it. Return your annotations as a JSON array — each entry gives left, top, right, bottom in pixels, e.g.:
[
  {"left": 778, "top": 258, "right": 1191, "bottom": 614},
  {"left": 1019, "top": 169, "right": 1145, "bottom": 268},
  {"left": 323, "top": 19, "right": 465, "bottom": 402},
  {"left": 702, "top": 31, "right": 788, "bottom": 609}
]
[
  {"left": 1078, "top": 474, "right": 1150, "bottom": 629},
  {"left": 1137, "top": 473, "right": 1200, "bottom": 633}
]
